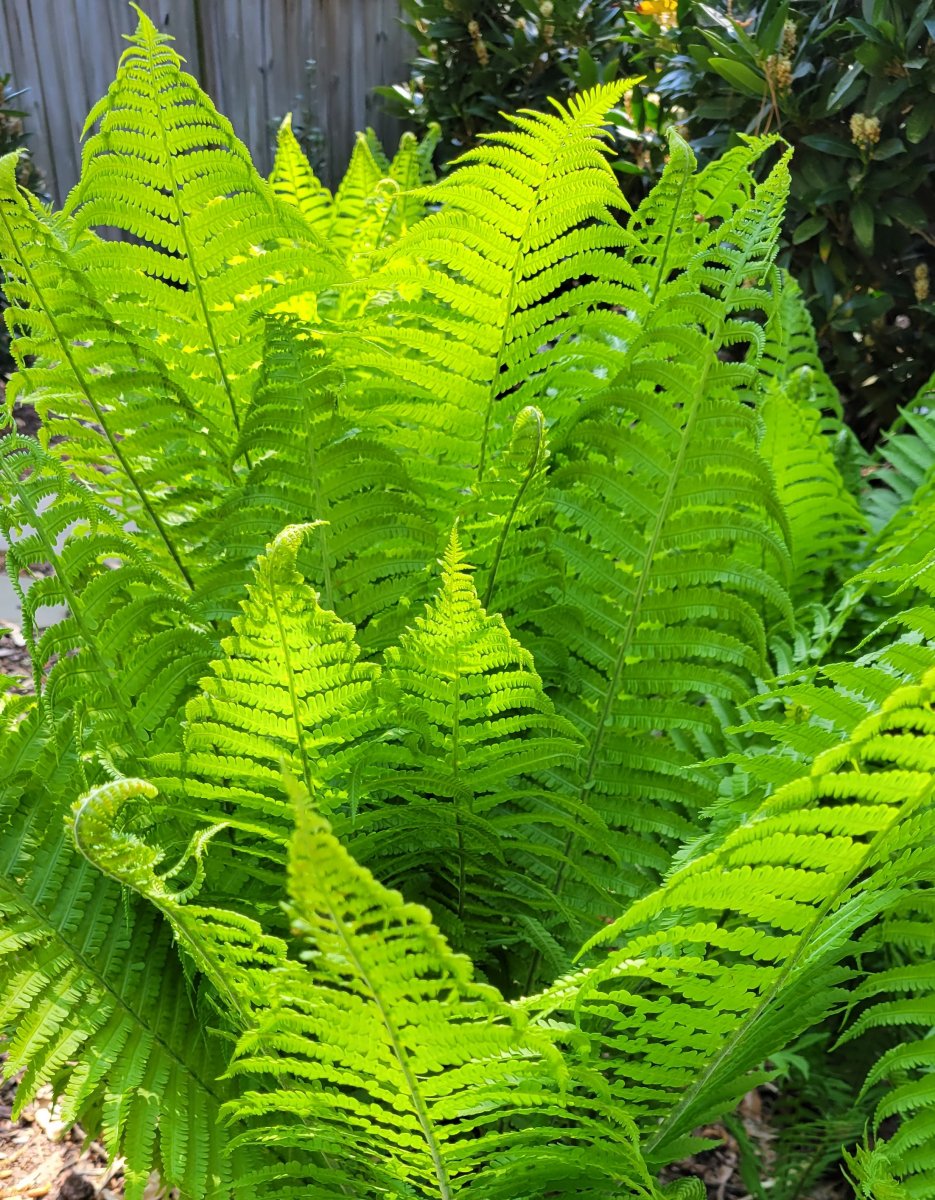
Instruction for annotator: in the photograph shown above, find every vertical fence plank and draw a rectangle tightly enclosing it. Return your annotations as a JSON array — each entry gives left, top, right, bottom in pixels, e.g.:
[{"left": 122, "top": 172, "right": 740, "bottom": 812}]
[{"left": 0, "top": 0, "right": 414, "bottom": 203}]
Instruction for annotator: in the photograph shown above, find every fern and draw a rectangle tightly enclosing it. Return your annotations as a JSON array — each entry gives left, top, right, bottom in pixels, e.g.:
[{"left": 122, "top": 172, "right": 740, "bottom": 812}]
[{"left": 2, "top": 9, "right": 935, "bottom": 1199}]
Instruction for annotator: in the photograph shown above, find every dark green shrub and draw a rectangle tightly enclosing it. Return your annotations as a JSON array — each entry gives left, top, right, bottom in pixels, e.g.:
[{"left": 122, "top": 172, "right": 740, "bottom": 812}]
[
  {"left": 624, "top": 0, "right": 935, "bottom": 440},
  {"left": 380, "top": 0, "right": 664, "bottom": 171}
]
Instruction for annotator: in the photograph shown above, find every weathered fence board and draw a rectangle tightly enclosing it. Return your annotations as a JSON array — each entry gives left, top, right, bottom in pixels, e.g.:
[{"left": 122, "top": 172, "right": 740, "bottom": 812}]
[{"left": 0, "top": 0, "right": 412, "bottom": 203}]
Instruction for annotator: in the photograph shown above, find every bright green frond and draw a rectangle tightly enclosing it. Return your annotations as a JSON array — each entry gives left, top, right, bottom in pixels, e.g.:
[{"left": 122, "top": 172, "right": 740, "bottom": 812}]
[
  {"left": 270, "top": 113, "right": 334, "bottom": 235},
  {"left": 342, "top": 81, "right": 637, "bottom": 491},
  {"left": 760, "top": 383, "right": 865, "bottom": 609},
  {"left": 64, "top": 9, "right": 346, "bottom": 444},
  {"left": 152, "top": 525, "right": 381, "bottom": 872},
  {"left": 226, "top": 784, "right": 653, "bottom": 1200}
]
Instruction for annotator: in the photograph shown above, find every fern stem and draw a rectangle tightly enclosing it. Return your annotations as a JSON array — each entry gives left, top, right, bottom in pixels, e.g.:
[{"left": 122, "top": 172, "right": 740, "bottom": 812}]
[
  {"left": 304, "top": 415, "right": 334, "bottom": 612},
  {"left": 450, "top": 671, "right": 466, "bottom": 920},
  {"left": 268, "top": 570, "right": 316, "bottom": 799}
]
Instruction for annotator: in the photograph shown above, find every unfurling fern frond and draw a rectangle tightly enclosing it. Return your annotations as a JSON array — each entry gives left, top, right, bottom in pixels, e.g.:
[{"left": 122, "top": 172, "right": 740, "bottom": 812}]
[
  {"left": 458, "top": 404, "right": 554, "bottom": 618},
  {"left": 272, "top": 115, "right": 436, "bottom": 270},
  {"left": 0, "top": 720, "right": 249, "bottom": 1200}
]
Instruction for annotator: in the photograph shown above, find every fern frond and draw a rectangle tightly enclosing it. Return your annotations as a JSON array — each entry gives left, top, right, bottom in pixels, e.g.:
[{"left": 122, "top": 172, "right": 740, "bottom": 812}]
[
  {"left": 0, "top": 717, "right": 250, "bottom": 1200},
  {"left": 341, "top": 82, "right": 637, "bottom": 492},
  {"left": 525, "top": 656, "right": 935, "bottom": 1166},
  {"left": 64, "top": 8, "right": 347, "bottom": 444},
  {"left": 839, "top": 894, "right": 935, "bottom": 1197},
  {"left": 458, "top": 404, "right": 553, "bottom": 617},
  {"left": 270, "top": 113, "right": 334, "bottom": 235},
  {"left": 0, "top": 435, "right": 210, "bottom": 754},
  {"left": 225, "top": 782, "right": 654, "bottom": 1200},
  {"left": 866, "top": 368, "right": 935, "bottom": 533},
  {"left": 201, "top": 316, "right": 437, "bottom": 644},
  {"left": 759, "top": 383, "right": 865, "bottom": 609},
  {"left": 354, "top": 529, "right": 588, "bottom": 976},
  {"left": 152, "top": 525, "right": 380, "bottom": 872},
  {"left": 0, "top": 153, "right": 231, "bottom": 588},
  {"left": 523, "top": 146, "right": 793, "bottom": 924}
]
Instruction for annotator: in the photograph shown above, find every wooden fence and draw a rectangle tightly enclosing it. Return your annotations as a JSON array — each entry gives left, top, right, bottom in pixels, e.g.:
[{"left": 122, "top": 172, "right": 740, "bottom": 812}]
[{"left": 0, "top": 0, "right": 413, "bottom": 204}]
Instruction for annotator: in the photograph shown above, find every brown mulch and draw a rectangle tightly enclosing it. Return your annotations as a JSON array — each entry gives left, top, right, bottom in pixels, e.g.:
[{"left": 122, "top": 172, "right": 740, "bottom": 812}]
[{"left": 0, "top": 1071, "right": 123, "bottom": 1200}]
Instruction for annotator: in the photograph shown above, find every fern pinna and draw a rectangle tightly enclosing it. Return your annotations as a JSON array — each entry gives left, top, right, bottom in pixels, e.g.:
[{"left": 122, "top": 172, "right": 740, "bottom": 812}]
[{"left": 0, "top": 8, "right": 934, "bottom": 1199}]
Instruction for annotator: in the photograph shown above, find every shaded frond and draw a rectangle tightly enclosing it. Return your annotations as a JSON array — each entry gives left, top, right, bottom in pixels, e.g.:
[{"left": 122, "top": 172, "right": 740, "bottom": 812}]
[
  {"left": 523, "top": 146, "right": 793, "bottom": 926},
  {"left": 201, "top": 315, "right": 437, "bottom": 645},
  {"left": 354, "top": 530, "right": 588, "bottom": 977},
  {"left": 759, "top": 383, "right": 865, "bottom": 609},
  {"left": 0, "top": 435, "right": 210, "bottom": 754},
  {"left": 525, "top": 657, "right": 935, "bottom": 1166}
]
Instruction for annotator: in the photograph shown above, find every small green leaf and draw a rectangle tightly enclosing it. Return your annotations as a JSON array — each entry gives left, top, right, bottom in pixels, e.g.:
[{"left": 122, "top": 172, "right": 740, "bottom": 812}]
[
  {"left": 792, "top": 215, "right": 828, "bottom": 244},
  {"left": 707, "top": 57, "right": 767, "bottom": 99},
  {"left": 826, "top": 62, "right": 863, "bottom": 113},
  {"left": 906, "top": 97, "right": 935, "bottom": 143},
  {"left": 800, "top": 134, "right": 860, "bottom": 158},
  {"left": 851, "top": 199, "right": 875, "bottom": 251}
]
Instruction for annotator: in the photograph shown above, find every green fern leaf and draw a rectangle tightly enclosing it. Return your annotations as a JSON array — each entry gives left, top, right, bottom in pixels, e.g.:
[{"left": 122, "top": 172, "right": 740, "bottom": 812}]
[
  {"left": 341, "top": 82, "right": 636, "bottom": 492},
  {"left": 64, "top": 7, "right": 346, "bottom": 445},
  {"left": 200, "top": 316, "right": 437, "bottom": 645},
  {"left": 0, "top": 720, "right": 250, "bottom": 1200},
  {"left": 152, "top": 525, "right": 381, "bottom": 871},
  {"left": 524, "top": 654, "right": 935, "bottom": 1166},
  {"left": 270, "top": 113, "right": 334, "bottom": 234},
  {"left": 226, "top": 780, "right": 653, "bottom": 1199},
  {"left": 354, "top": 528, "right": 588, "bottom": 975}
]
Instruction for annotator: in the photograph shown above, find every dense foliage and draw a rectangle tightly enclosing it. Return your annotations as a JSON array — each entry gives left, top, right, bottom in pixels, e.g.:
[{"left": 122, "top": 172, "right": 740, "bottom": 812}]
[
  {"left": 381, "top": 0, "right": 649, "bottom": 168},
  {"left": 1, "top": 9, "right": 935, "bottom": 1199},
  {"left": 624, "top": 0, "right": 935, "bottom": 439}
]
